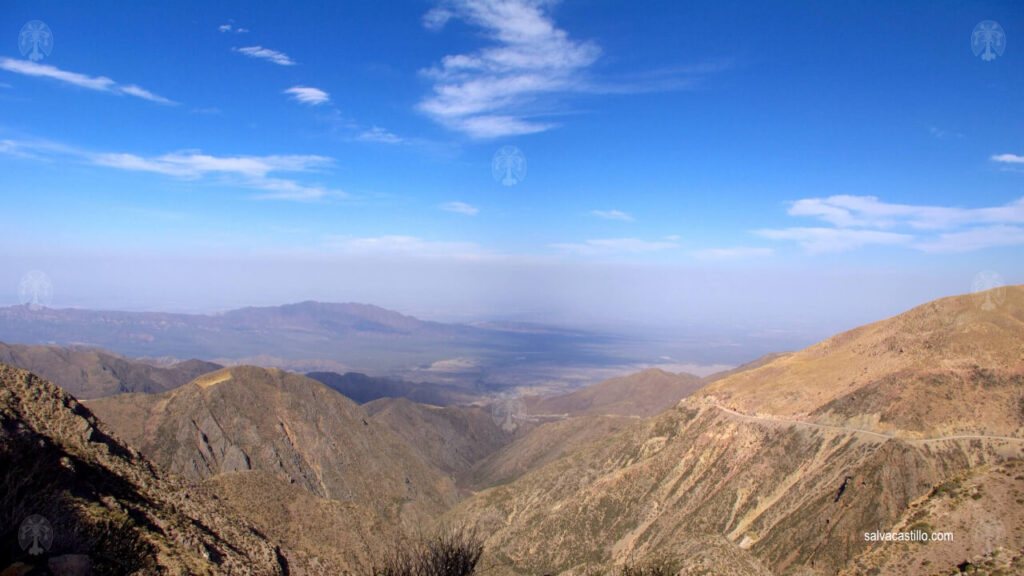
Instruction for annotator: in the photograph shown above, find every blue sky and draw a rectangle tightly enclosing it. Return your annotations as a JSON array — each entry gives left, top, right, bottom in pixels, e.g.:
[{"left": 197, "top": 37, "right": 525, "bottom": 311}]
[{"left": 0, "top": 0, "right": 1022, "bottom": 343}]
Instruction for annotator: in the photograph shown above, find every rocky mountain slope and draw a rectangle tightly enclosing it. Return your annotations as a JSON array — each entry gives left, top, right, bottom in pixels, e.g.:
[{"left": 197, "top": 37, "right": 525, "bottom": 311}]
[
  {"left": 443, "top": 286, "right": 1024, "bottom": 575},
  {"left": 0, "top": 341, "right": 220, "bottom": 398},
  {"left": 0, "top": 363, "right": 286, "bottom": 574},
  {"left": 86, "top": 366, "right": 459, "bottom": 530},
  {"left": 527, "top": 368, "right": 704, "bottom": 418},
  {"left": 364, "top": 397, "right": 509, "bottom": 484}
]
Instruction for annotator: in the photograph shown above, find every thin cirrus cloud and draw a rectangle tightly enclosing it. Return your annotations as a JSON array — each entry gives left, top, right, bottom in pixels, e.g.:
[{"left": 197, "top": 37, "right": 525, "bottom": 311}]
[
  {"left": 91, "top": 151, "right": 340, "bottom": 200},
  {"left": 693, "top": 247, "right": 774, "bottom": 261},
  {"left": 324, "top": 235, "right": 487, "bottom": 259},
  {"left": 0, "top": 137, "right": 340, "bottom": 201},
  {"left": 284, "top": 86, "right": 330, "bottom": 105},
  {"left": 419, "top": 0, "right": 601, "bottom": 138},
  {"left": 441, "top": 201, "right": 479, "bottom": 215},
  {"left": 755, "top": 227, "right": 913, "bottom": 254},
  {"left": 591, "top": 209, "right": 634, "bottom": 222},
  {"left": 550, "top": 237, "right": 678, "bottom": 256},
  {"left": 418, "top": 1, "right": 729, "bottom": 139},
  {"left": 0, "top": 57, "right": 176, "bottom": 104},
  {"left": 358, "top": 126, "right": 403, "bottom": 143},
  {"left": 235, "top": 46, "right": 296, "bottom": 66},
  {"left": 757, "top": 193, "right": 1024, "bottom": 253}
]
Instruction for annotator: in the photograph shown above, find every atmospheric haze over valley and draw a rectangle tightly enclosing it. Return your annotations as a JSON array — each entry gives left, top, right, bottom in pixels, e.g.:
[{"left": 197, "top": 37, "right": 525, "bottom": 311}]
[{"left": 1, "top": 1, "right": 1023, "bottom": 575}]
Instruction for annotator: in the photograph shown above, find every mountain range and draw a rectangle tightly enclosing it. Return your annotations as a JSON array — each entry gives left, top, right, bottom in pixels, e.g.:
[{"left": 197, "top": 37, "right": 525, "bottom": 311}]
[
  {"left": 0, "top": 285, "right": 1020, "bottom": 575},
  {"left": 0, "top": 301, "right": 633, "bottom": 390}
]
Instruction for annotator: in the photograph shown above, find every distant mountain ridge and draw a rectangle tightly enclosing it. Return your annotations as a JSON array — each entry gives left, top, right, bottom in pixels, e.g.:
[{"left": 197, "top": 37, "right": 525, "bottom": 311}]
[{"left": 0, "top": 300, "right": 623, "bottom": 383}]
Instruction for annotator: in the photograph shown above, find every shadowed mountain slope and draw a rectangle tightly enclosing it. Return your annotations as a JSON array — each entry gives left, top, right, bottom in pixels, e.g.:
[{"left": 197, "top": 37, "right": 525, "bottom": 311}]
[
  {"left": 0, "top": 341, "right": 221, "bottom": 399},
  {"left": 0, "top": 363, "right": 286, "bottom": 574},
  {"left": 308, "top": 370, "right": 473, "bottom": 406},
  {"left": 364, "top": 397, "right": 510, "bottom": 483}
]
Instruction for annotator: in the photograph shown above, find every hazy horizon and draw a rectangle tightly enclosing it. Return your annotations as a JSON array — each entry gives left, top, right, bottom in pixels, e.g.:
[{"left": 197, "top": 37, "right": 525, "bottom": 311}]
[{"left": 2, "top": 1, "right": 1022, "bottom": 355}]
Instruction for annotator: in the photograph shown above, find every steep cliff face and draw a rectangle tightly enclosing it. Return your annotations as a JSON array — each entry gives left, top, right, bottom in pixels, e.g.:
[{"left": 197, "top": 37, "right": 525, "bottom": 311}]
[
  {"left": 88, "top": 366, "right": 459, "bottom": 528},
  {"left": 0, "top": 363, "right": 285, "bottom": 575},
  {"left": 444, "top": 287, "right": 1024, "bottom": 575}
]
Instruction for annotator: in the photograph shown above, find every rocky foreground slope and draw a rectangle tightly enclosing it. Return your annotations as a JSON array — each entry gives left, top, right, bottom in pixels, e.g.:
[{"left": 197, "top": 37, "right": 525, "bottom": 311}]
[
  {"left": 444, "top": 286, "right": 1024, "bottom": 575},
  {"left": 0, "top": 363, "right": 286, "bottom": 574}
]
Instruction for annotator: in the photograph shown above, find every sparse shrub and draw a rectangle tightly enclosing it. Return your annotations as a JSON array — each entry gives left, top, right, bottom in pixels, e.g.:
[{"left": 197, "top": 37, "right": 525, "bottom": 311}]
[
  {"left": 620, "top": 554, "right": 679, "bottom": 576},
  {"left": 374, "top": 526, "right": 484, "bottom": 576}
]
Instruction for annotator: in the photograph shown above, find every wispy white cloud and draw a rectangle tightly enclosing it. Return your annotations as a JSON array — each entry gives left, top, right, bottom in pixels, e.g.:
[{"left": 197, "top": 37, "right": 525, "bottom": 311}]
[
  {"left": 591, "top": 209, "right": 634, "bottom": 222},
  {"left": 91, "top": 152, "right": 332, "bottom": 178},
  {"left": 755, "top": 227, "right": 914, "bottom": 254},
  {"left": 324, "top": 235, "right": 487, "bottom": 259},
  {"left": 284, "top": 85, "right": 329, "bottom": 105},
  {"left": 419, "top": 1, "right": 729, "bottom": 138},
  {"left": 760, "top": 193, "right": 1024, "bottom": 254},
  {"left": 235, "top": 46, "right": 296, "bottom": 66},
  {"left": 91, "top": 151, "right": 339, "bottom": 200},
  {"left": 419, "top": 0, "right": 600, "bottom": 138},
  {"left": 358, "top": 126, "right": 403, "bottom": 143},
  {"left": 550, "top": 237, "right": 678, "bottom": 256},
  {"left": 441, "top": 201, "right": 479, "bottom": 215},
  {"left": 787, "top": 194, "right": 1024, "bottom": 230},
  {"left": 915, "top": 225, "right": 1024, "bottom": 253},
  {"left": 219, "top": 23, "right": 248, "bottom": 33},
  {"left": 992, "top": 153, "right": 1024, "bottom": 165},
  {"left": 693, "top": 246, "right": 774, "bottom": 260},
  {"left": 0, "top": 57, "right": 176, "bottom": 104},
  {"left": 1, "top": 137, "right": 339, "bottom": 201},
  {"left": 0, "top": 139, "right": 44, "bottom": 160},
  {"left": 119, "top": 84, "right": 176, "bottom": 105}
]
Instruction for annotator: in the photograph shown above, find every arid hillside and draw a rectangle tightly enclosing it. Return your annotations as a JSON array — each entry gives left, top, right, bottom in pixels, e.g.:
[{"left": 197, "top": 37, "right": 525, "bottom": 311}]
[
  {"left": 527, "top": 368, "right": 704, "bottom": 418},
  {"left": 443, "top": 285, "right": 1024, "bottom": 576},
  {"left": 87, "top": 366, "right": 459, "bottom": 530},
  {"left": 0, "top": 341, "right": 221, "bottom": 398}
]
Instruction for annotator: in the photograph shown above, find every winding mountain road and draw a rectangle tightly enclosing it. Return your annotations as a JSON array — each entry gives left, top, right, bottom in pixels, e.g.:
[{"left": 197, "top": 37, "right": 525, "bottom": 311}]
[{"left": 712, "top": 403, "right": 1024, "bottom": 445}]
